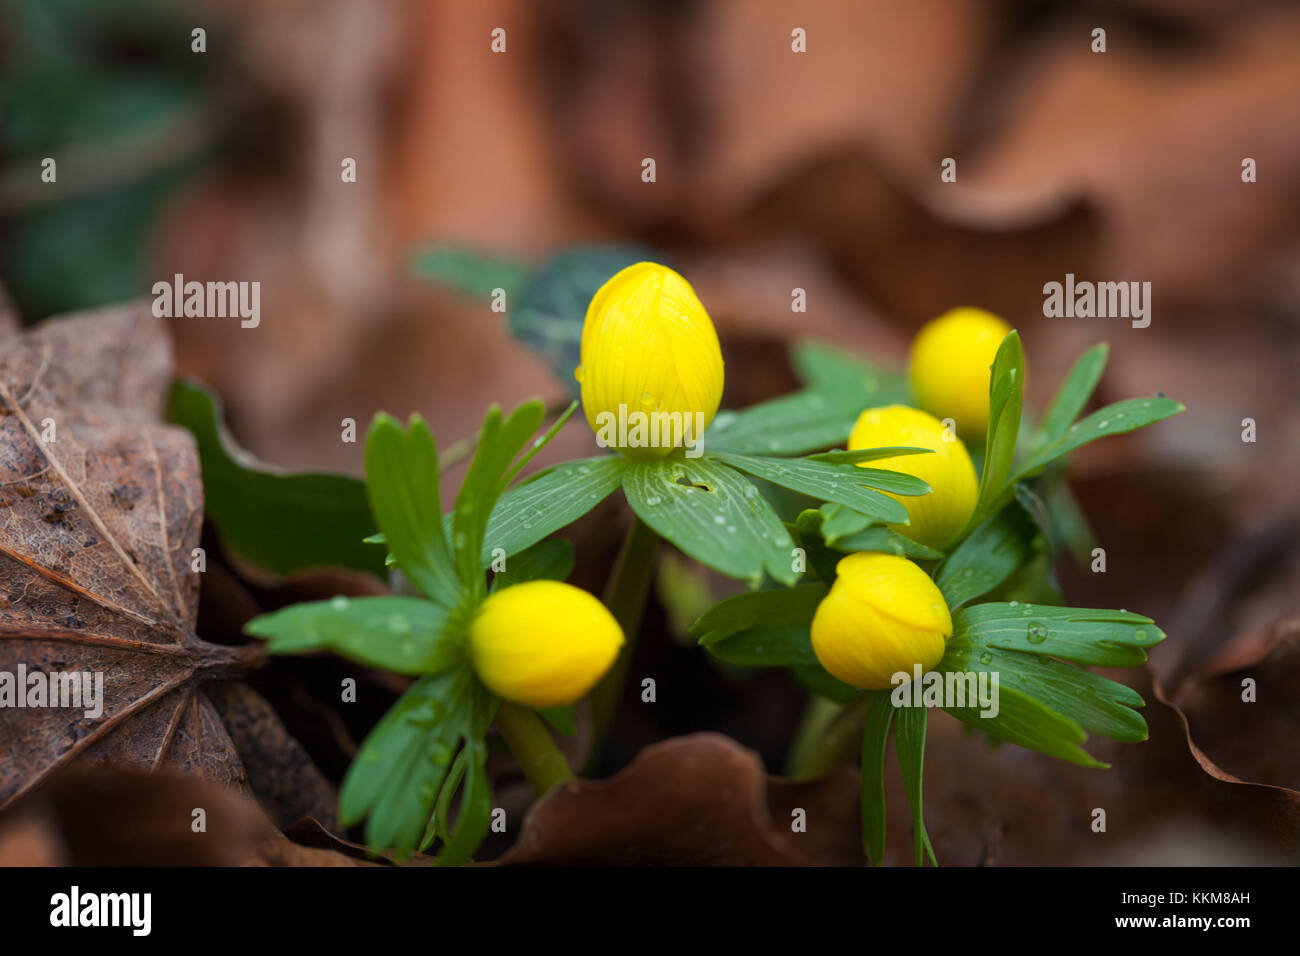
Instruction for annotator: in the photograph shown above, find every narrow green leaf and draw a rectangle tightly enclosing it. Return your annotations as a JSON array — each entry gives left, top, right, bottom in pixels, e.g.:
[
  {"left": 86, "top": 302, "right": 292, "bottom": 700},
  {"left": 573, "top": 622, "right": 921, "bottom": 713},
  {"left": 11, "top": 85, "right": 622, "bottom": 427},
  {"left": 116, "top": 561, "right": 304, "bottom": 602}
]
[
  {"left": 894, "top": 704, "right": 936, "bottom": 866},
  {"left": 409, "top": 246, "right": 530, "bottom": 299},
  {"left": 1013, "top": 396, "right": 1185, "bottom": 480},
  {"left": 364, "top": 415, "right": 460, "bottom": 606},
  {"left": 1032, "top": 342, "right": 1108, "bottom": 449},
  {"left": 434, "top": 738, "right": 491, "bottom": 867},
  {"left": 623, "top": 458, "right": 799, "bottom": 587},
  {"left": 702, "top": 627, "right": 818, "bottom": 667},
  {"left": 792, "top": 511, "right": 847, "bottom": 583},
  {"left": 795, "top": 664, "right": 862, "bottom": 704},
  {"left": 452, "top": 401, "right": 545, "bottom": 598},
  {"left": 791, "top": 341, "right": 911, "bottom": 403},
  {"left": 502, "top": 401, "right": 578, "bottom": 487},
  {"left": 936, "top": 503, "right": 1037, "bottom": 610},
  {"left": 861, "top": 692, "right": 894, "bottom": 866},
  {"left": 968, "top": 332, "right": 1024, "bottom": 530},
  {"left": 420, "top": 748, "right": 468, "bottom": 851},
  {"left": 713, "top": 453, "right": 920, "bottom": 524},
  {"left": 832, "top": 526, "right": 944, "bottom": 560},
  {"left": 246, "top": 596, "right": 460, "bottom": 675},
  {"left": 340, "top": 666, "right": 477, "bottom": 857},
  {"left": 166, "top": 380, "right": 384, "bottom": 578},
  {"left": 490, "top": 538, "right": 574, "bottom": 592},
  {"left": 807, "top": 447, "right": 932, "bottom": 465},
  {"left": 818, "top": 502, "right": 875, "bottom": 543}
]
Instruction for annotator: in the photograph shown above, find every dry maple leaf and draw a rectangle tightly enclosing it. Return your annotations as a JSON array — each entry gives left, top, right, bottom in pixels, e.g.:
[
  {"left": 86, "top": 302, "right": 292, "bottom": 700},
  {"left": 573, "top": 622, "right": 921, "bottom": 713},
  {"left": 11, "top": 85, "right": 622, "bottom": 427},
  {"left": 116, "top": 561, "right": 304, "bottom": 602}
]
[{"left": 0, "top": 301, "right": 327, "bottom": 817}]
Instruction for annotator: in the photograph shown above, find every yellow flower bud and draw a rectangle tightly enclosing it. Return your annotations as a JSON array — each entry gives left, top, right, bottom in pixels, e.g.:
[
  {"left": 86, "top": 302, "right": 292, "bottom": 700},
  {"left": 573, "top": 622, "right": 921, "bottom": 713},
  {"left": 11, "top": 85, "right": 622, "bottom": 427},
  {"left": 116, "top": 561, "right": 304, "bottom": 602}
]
[
  {"left": 848, "top": 405, "right": 977, "bottom": 550},
  {"left": 909, "top": 307, "right": 1013, "bottom": 438},
  {"left": 576, "top": 262, "right": 724, "bottom": 459},
  {"left": 810, "top": 553, "right": 952, "bottom": 690},
  {"left": 468, "top": 580, "right": 624, "bottom": 709}
]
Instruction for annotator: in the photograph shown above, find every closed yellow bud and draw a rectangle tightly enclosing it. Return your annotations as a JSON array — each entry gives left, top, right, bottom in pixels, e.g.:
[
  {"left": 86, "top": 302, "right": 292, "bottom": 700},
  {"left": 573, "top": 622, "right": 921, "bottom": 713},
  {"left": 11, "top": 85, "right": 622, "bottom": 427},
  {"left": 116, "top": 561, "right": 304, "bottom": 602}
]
[
  {"left": 576, "top": 262, "right": 724, "bottom": 459},
  {"left": 848, "top": 405, "right": 977, "bottom": 550},
  {"left": 810, "top": 553, "right": 951, "bottom": 690},
  {"left": 909, "top": 307, "right": 1013, "bottom": 438},
  {"left": 468, "top": 580, "right": 624, "bottom": 709}
]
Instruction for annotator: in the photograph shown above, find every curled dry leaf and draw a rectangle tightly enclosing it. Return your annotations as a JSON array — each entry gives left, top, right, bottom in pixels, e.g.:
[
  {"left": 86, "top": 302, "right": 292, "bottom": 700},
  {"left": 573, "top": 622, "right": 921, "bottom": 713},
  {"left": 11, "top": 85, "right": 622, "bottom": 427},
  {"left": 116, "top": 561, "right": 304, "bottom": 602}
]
[
  {"left": 498, "top": 732, "right": 862, "bottom": 866},
  {"left": 0, "top": 302, "right": 329, "bottom": 827}
]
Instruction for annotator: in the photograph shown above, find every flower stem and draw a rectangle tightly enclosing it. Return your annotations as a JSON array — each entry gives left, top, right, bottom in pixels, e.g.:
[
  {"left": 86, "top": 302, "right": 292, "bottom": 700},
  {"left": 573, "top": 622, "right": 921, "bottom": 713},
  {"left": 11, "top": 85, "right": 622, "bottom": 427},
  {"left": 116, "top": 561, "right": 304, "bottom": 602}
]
[
  {"left": 586, "top": 517, "right": 660, "bottom": 770},
  {"left": 785, "top": 694, "right": 873, "bottom": 779},
  {"left": 494, "top": 701, "right": 573, "bottom": 795}
]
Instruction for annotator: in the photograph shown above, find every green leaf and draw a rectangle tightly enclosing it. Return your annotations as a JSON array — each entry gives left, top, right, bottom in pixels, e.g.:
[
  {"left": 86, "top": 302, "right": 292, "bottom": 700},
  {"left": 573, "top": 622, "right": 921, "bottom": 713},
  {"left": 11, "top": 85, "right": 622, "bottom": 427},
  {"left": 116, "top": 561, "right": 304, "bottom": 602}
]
[
  {"left": 623, "top": 458, "right": 799, "bottom": 587},
  {"left": 952, "top": 603, "right": 1165, "bottom": 668},
  {"left": 364, "top": 415, "right": 460, "bottom": 606},
  {"left": 690, "top": 582, "right": 826, "bottom": 646},
  {"left": 860, "top": 692, "right": 894, "bottom": 866},
  {"left": 509, "top": 244, "right": 658, "bottom": 393},
  {"left": 246, "top": 596, "right": 461, "bottom": 675},
  {"left": 479, "top": 456, "right": 627, "bottom": 561},
  {"left": 940, "top": 642, "right": 1148, "bottom": 742},
  {"left": 831, "top": 526, "right": 944, "bottom": 561},
  {"left": 706, "top": 390, "right": 867, "bottom": 457},
  {"left": 1032, "top": 343, "right": 1108, "bottom": 449},
  {"left": 339, "top": 666, "right": 480, "bottom": 857},
  {"left": 166, "top": 381, "right": 385, "bottom": 578},
  {"left": 421, "top": 748, "right": 467, "bottom": 851},
  {"left": 968, "top": 332, "right": 1024, "bottom": 531},
  {"left": 712, "top": 453, "right": 920, "bottom": 524},
  {"left": 409, "top": 246, "right": 530, "bottom": 299},
  {"left": 451, "top": 401, "right": 545, "bottom": 599},
  {"left": 940, "top": 675, "right": 1097, "bottom": 767},
  {"left": 894, "top": 704, "right": 937, "bottom": 866},
  {"left": 701, "top": 626, "right": 817, "bottom": 667},
  {"left": 936, "top": 503, "right": 1037, "bottom": 610},
  {"left": 818, "top": 502, "right": 875, "bottom": 543},
  {"left": 794, "top": 664, "right": 862, "bottom": 704},
  {"left": 791, "top": 340, "right": 910, "bottom": 403},
  {"left": 434, "top": 736, "right": 491, "bottom": 867},
  {"left": 792, "top": 511, "right": 848, "bottom": 583},
  {"left": 806, "top": 447, "right": 932, "bottom": 465},
  {"left": 1012, "top": 396, "right": 1185, "bottom": 481},
  {"left": 490, "top": 538, "right": 574, "bottom": 592}
]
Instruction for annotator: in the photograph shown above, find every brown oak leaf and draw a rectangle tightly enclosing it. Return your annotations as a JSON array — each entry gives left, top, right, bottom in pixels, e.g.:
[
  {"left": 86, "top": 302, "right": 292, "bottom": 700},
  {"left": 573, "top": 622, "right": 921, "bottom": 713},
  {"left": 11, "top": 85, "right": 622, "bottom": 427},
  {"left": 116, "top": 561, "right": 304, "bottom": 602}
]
[{"left": 0, "top": 301, "right": 327, "bottom": 824}]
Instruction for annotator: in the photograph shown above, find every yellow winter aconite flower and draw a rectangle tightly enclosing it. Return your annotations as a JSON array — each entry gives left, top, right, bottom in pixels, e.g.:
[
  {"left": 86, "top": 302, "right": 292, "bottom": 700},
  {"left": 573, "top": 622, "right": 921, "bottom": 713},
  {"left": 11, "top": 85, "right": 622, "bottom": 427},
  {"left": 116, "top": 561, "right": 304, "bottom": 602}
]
[
  {"left": 576, "top": 262, "right": 724, "bottom": 459},
  {"left": 810, "top": 553, "right": 952, "bottom": 690},
  {"left": 909, "top": 307, "right": 1013, "bottom": 438},
  {"left": 468, "top": 580, "right": 624, "bottom": 709},
  {"left": 848, "top": 405, "right": 977, "bottom": 550}
]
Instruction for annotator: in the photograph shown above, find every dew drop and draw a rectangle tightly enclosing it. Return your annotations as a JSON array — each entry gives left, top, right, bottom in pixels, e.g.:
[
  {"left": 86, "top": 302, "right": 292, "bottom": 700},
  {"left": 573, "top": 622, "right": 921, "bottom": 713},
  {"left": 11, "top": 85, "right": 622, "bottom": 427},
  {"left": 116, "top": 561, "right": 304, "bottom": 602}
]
[
  {"left": 331, "top": 596, "right": 350, "bottom": 611},
  {"left": 1026, "top": 621, "right": 1048, "bottom": 644}
]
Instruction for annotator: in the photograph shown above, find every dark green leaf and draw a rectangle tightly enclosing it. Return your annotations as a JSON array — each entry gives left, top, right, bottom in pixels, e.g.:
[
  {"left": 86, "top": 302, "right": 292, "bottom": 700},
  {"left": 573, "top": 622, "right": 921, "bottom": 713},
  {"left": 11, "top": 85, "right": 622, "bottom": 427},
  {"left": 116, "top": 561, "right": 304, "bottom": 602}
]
[
  {"left": 936, "top": 503, "right": 1037, "bottom": 610},
  {"left": 831, "top": 526, "right": 944, "bottom": 560},
  {"left": 510, "top": 244, "right": 658, "bottom": 393},
  {"left": 433, "top": 738, "right": 491, "bottom": 867},
  {"left": 536, "top": 705, "right": 577, "bottom": 737},
  {"left": 703, "top": 627, "right": 818, "bottom": 667},
  {"left": 623, "top": 458, "right": 799, "bottom": 587},
  {"left": 691, "top": 582, "right": 827, "bottom": 646},
  {"left": 364, "top": 415, "right": 460, "bottom": 606},
  {"left": 894, "top": 703, "right": 936, "bottom": 866},
  {"left": 791, "top": 341, "right": 910, "bottom": 404},
  {"left": 794, "top": 664, "right": 862, "bottom": 704},
  {"left": 490, "top": 538, "right": 574, "bottom": 592},
  {"left": 246, "top": 596, "right": 461, "bottom": 675},
  {"left": 705, "top": 390, "right": 867, "bottom": 457},
  {"left": 806, "top": 447, "right": 932, "bottom": 465},
  {"left": 792, "top": 511, "right": 847, "bottom": 583},
  {"left": 166, "top": 381, "right": 384, "bottom": 578},
  {"left": 860, "top": 692, "right": 893, "bottom": 866}
]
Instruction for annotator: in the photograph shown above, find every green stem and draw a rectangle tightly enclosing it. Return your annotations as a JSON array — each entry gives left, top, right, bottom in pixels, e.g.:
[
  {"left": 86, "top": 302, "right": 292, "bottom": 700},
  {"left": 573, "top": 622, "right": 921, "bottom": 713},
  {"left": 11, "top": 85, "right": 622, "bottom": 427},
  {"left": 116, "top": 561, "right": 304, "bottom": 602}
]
[
  {"left": 494, "top": 701, "right": 573, "bottom": 795},
  {"left": 785, "top": 695, "right": 844, "bottom": 779},
  {"left": 786, "top": 694, "right": 874, "bottom": 779},
  {"left": 586, "top": 517, "right": 660, "bottom": 769}
]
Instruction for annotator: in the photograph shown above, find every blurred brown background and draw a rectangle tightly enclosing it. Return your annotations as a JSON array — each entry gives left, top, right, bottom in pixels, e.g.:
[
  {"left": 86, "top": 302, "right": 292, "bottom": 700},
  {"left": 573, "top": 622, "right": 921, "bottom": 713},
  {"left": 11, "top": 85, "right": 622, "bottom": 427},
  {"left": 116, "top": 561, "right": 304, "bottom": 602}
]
[{"left": 2, "top": 0, "right": 1298, "bottom": 864}]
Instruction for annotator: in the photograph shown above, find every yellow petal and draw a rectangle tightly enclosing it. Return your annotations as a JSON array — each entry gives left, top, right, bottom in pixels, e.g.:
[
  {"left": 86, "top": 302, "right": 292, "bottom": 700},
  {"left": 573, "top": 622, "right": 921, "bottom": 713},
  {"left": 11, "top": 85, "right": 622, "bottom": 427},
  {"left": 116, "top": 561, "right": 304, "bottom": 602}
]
[{"left": 909, "top": 307, "right": 1013, "bottom": 439}]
